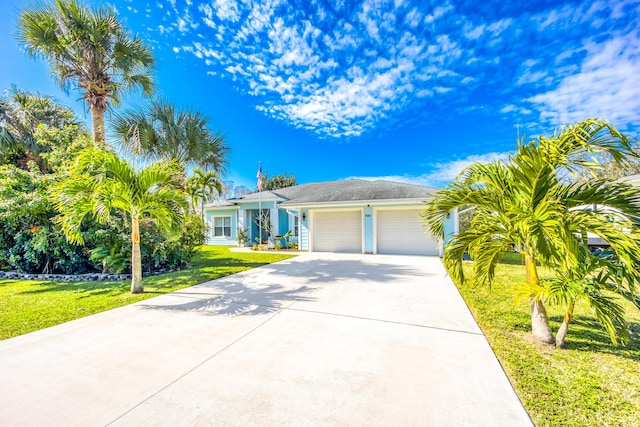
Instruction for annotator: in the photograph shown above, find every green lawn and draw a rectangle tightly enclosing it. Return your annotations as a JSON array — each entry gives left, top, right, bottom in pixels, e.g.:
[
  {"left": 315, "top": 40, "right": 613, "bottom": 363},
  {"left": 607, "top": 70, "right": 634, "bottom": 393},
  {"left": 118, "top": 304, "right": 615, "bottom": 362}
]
[
  {"left": 458, "top": 260, "right": 640, "bottom": 427},
  {"left": 0, "top": 246, "right": 295, "bottom": 341}
]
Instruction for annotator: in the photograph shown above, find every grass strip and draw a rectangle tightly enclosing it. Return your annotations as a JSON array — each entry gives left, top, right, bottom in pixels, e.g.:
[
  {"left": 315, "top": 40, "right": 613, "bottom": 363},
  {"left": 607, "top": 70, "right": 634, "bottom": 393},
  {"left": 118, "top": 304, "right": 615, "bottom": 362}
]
[{"left": 458, "top": 260, "right": 640, "bottom": 427}]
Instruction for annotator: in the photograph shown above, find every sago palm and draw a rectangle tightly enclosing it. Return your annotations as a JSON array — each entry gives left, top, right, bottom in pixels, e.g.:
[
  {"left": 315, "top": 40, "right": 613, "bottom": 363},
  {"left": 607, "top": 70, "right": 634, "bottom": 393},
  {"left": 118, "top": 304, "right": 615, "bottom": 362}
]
[
  {"left": 17, "top": 0, "right": 154, "bottom": 145},
  {"left": 54, "top": 148, "right": 187, "bottom": 293},
  {"left": 422, "top": 119, "right": 640, "bottom": 346}
]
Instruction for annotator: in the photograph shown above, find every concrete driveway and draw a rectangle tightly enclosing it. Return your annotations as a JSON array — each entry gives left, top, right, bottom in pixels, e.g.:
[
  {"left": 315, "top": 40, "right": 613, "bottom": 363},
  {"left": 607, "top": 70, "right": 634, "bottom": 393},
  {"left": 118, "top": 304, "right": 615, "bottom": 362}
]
[{"left": 0, "top": 253, "right": 533, "bottom": 426}]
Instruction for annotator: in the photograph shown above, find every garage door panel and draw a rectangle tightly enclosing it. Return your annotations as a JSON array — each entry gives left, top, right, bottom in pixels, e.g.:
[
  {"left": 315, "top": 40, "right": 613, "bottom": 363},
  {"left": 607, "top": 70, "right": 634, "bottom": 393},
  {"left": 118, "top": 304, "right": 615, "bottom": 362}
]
[
  {"left": 376, "top": 209, "right": 439, "bottom": 256},
  {"left": 313, "top": 211, "right": 362, "bottom": 253}
]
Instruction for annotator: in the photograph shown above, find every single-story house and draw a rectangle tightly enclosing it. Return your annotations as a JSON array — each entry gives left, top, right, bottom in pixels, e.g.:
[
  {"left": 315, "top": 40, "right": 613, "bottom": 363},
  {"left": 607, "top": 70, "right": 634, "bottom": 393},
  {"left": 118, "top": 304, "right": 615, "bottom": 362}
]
[{"left": 203, "top": 179, "right": 458, "bottom": 256}]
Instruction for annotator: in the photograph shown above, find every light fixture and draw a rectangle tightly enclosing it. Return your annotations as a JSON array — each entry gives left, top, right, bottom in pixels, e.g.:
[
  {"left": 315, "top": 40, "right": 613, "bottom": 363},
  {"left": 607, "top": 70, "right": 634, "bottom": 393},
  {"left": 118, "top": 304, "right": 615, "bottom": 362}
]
[{"left": 302, "top": 212, "right": 306, "bottom": 221}]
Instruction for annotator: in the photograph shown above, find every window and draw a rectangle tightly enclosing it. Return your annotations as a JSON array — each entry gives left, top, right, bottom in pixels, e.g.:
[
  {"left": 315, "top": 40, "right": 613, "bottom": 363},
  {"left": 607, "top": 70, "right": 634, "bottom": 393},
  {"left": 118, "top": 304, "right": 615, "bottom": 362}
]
[
  {"left": 213, "top": 216, "right": 231, "bottom": 238},
  {"left": 293, "top": 215, "right": 299, "bottom": 236}
]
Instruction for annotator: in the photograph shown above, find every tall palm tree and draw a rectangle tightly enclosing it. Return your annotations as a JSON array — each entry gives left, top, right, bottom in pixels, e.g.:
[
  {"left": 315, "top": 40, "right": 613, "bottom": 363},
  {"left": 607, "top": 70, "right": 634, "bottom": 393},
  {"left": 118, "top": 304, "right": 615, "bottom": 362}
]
[
  {"left": 0, "top": 86, "right": 77, "bottom": 171},
  {"left": 186, "top": 167, "right": 223, "bottom": 221},
  {"left": 422, "top": 119, "right": 640, "bottom": 346},
  {"left": 17, "top": 0, "right": 154, "bottom": 145},
  {"left": 54, "top": 148, "right": 186, "bottom": 293},
  {"left": 111, "top": 99, "right": 228, "bottom": 174}
]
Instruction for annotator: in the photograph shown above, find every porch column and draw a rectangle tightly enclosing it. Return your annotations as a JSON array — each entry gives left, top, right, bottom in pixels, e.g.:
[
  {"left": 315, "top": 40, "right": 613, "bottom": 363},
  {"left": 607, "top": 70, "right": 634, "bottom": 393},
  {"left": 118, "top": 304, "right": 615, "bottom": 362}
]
[{"left": 270, "top": 207, "right": 278, "bottom": 237}]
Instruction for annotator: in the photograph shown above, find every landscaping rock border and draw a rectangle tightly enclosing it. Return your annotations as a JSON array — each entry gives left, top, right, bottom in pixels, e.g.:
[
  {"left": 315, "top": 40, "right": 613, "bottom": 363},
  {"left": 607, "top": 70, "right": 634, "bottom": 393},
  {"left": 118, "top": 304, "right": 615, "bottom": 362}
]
[{"left": 0, "top": 268, "right": 183, "bottom": 282}]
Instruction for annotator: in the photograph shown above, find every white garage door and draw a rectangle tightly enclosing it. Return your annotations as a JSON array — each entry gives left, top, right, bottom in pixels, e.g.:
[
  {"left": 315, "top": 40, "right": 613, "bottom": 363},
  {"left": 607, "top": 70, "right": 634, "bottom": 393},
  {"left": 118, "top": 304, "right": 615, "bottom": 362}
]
[
  {"left": 312, "top": 210, "right": 362, "bottom": 253},
  {"left": 376, "top": 209, "right": 440, "bottom": 255}
]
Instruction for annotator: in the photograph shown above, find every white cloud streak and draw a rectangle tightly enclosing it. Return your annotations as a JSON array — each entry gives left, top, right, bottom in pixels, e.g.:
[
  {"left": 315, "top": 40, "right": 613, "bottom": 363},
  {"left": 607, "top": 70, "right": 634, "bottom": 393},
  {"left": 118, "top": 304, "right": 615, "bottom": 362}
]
[
  {"left": 527, "top": 34, "right": 640, "bottom": 129},
  {"left": 349, "top": 151, "right": 512, "bottom": 187}
]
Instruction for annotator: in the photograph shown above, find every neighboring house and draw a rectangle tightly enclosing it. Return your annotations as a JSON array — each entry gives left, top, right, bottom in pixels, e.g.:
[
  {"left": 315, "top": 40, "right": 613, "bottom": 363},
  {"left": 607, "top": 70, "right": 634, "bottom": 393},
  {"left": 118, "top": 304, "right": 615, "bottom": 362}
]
[
  {"left": 203, "top": 179, "right": 458, "bottom": 256},
  {"left": 586, "top": 173, "right": 640, "bottom": 248}
]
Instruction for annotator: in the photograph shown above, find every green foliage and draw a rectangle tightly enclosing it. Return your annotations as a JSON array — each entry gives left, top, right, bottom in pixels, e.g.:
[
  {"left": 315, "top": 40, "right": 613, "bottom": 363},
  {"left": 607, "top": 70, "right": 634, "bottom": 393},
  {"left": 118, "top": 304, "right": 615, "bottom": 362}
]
[
  {"left": 53, "top": 147, "right": 187, "bottom": 245},
  {"left": 17, "top": 0, "right": 155, "bottom": 143},
  {"left": 1, "top": 116, "right": 201, "bottom": 276},
  {"left": 54, "top": 147, "right": 190, "bottom": 292},
  {"left": 422, "top": 119, "right": 640, "bottom": 346},
  {"left": 0, "top": 164, "right": 91, "bottom": 273},
  {"left": 236, "top": 226, "right": 249, "bottom": 246},
  {"left": 259, "top": 171, "right": 297, "bottom": 191},
  {"left": 0, "top": 86, "right": 79, "bottom": 171},
  {"left": 186, "top": 167, "right": 223, "bottom": 217},
  {"left": 458, "top": 261, "right": 640, "bottom": 427},
  {"left": 111, "top": 99, "right": 228, "bottom": 172}
]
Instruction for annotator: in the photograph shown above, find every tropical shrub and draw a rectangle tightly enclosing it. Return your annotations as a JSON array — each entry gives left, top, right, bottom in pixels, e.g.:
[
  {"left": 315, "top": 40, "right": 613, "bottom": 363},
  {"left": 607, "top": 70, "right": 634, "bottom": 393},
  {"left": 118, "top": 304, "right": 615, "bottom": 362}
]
[
  {"left": 0, "top": 115, "right": 201, "bottom": 277},
  {"left": 0, "top": 164, "right": 91, "bottom": 273}
]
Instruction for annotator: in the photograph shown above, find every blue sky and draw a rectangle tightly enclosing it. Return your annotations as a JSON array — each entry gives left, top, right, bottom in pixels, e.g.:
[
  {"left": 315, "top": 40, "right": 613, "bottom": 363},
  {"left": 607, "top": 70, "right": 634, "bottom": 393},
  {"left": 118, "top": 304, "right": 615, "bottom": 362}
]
[{"left": 1, "top": 0, "right": 639, "bottom": 190}]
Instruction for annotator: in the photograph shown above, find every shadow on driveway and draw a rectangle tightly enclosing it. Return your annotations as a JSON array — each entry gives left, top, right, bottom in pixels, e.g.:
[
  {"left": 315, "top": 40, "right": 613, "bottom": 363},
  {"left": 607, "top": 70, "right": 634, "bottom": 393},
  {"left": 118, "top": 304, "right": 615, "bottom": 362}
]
[
  {"left": 254, "top": 256, "right": 442, "bottom": 284},
  {"left": 138, "top": 255, "right": 442, "bottom": 317},
  {"left": 138, "top": 281, "right": 314, "bottom": 316}
]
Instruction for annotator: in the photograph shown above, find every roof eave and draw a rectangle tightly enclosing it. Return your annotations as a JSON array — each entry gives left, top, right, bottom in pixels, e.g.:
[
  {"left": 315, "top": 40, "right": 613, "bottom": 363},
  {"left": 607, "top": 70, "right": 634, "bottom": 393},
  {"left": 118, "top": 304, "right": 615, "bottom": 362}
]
[{"left": 279, "top": 197, "right": 432, "bottom": 208}]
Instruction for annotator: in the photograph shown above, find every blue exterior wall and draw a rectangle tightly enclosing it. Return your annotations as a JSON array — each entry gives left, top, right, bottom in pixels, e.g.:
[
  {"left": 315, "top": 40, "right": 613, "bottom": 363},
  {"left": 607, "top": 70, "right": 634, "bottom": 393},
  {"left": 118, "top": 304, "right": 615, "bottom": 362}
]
[
  {"left": 299, "top": 208, "right": 309, "bottom": 250},
  {"left": 443, "top": 208, "right": 458, "bottom": 248},
  {"left": 206, "top": 208, "right": 238, "bottom": 245},
  {"left": 363, "top": 205, "right": 374, "bottom": 253},
  {"left": 278, "top": 209, "right": 289, "bottom": 235}
]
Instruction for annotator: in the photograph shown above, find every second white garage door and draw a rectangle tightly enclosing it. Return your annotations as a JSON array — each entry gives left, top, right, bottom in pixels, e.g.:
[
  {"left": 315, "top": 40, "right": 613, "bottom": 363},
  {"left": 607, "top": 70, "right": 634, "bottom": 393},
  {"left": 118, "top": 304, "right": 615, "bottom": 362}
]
[
  {"left": 312, "top": 210, "right": 362, "bottom": 253},
  {"left": 376, "top": 209, "right": 440, "bottom": 255}
]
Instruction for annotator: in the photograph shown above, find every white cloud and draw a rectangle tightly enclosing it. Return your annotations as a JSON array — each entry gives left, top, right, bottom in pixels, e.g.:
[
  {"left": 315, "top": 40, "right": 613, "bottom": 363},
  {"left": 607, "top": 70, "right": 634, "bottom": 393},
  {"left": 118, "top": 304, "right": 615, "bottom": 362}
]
[
  {"left": 424, "top": 2, "right": 454, "bottom": 24},
  {"left": 349, "top": 152, "right": 512, "bottom": 188},
  {"left": 527, "top": 34, "right": 640, "bottom": 128},
  {"left": 148, "top": 0, "right": 639, "bottom": 139},
  {"left": 213, "top": 0, "right": 240, "bottom": 22},
  {"left": 346, "top": 174, "right": 437, "bottom": 187},
  {"left": 347, "top": 152, "right": 512, "bottom": 187},
  {"left": 464, "top": 24, "right": 485, "bottom": 40},
  {"left": 516, "top": 70, "right": 548, "bottom": 85},
  {"left": 167, "top": 0, "right": 474, "bottom": 138}
]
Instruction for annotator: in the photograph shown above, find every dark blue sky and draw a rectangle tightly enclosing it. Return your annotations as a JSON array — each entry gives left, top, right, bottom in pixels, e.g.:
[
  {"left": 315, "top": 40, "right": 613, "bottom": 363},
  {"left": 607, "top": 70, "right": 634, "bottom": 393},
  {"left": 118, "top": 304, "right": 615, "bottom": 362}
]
[{"left": 1, "top": 0, "right": 639, "bottom": 189}]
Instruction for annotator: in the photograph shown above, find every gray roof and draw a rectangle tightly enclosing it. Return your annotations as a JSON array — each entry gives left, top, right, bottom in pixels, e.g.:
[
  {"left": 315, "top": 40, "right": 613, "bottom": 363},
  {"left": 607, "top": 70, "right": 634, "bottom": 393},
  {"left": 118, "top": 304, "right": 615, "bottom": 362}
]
[
  {"left": 227, "top": 179, "right": 437, "bottom": 206},
  {"left": 203, "top": 200, "right": 236, "bottom": 208}
]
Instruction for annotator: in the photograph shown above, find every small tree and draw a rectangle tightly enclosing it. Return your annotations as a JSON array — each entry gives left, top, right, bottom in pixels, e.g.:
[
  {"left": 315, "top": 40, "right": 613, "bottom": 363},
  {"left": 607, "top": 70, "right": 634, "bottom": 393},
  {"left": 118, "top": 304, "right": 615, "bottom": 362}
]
[
  {"left": 54, "top": 148, "right": 187, "bottom": 293},
  {"left": 186, "top": 168, "right": 222, "bottom": 223},
  {"left": 253, "top": 209, "right": 272, "bottom": 244},
  {"left": 423, "top": 119, "right": 640, "bottom": 346}
]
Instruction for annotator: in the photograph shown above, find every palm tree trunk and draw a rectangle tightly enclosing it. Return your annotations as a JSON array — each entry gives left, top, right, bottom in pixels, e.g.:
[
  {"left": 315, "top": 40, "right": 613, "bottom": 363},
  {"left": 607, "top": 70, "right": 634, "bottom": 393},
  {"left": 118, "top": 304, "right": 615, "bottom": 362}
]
[
  {"left": 131, "top": 216, "right": 143, "bottom": 293},
  {"left": 555, "top": 300, "right": 575, "bottom": 348},
  {"left": 201, "top": 199, "right": 205, "bottom": 227},
  {"left": 525, "top": 253, "right": 555, "bottom": 344},
  {"left": 91, "top": 108, "right": 106, "bottom": 147}
]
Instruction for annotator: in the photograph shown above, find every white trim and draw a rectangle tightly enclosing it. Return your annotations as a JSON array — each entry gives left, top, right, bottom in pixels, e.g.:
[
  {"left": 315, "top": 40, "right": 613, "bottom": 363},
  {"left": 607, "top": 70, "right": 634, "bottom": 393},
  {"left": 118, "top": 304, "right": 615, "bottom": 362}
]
[{"left": 212, "top": 215, "right": 232, "bottom": 239}]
